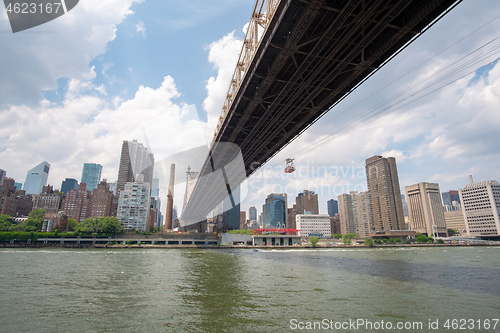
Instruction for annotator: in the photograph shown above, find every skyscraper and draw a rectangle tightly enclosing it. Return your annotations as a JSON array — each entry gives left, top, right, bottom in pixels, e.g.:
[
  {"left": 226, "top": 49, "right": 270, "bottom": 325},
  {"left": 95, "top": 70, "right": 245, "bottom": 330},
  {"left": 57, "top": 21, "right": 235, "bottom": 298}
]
[
  {"left": 81, "top": 163, "right": 102, "bottom": 192},
  {"left": 151, "top": 177, "right": 160, "bottom": 198},
  {"left": 365, "top": 155, "right": 405, "bottom": 231},
  {"left": 117, "top": 140, "right": 154, "bottom": 192},
  {"left": 295, "top": 190, "right": 319, "bottom": 214},
  {"left": 249, "top": 205, "right": 257, "bottom": 221},
  {"left": 327, "top": 199, "right": 339, "bottom": 217},
  {"left": 459, "top": 177, "right": 500, "bottom": 237},
  {"left": 405, "top": 182, "right": 447, "bottom": 237},
  {"left": 262, "top": 193, "right": 287, "bottom": 228},
  {"left": 23, "top": 161, "right": 50, "bottom": 195},
  {"left": 223, "top": 188, "right": 240, "bottom": 231},
  {"left": 61, "top": 178, "right": 79, "bottom": 194}
]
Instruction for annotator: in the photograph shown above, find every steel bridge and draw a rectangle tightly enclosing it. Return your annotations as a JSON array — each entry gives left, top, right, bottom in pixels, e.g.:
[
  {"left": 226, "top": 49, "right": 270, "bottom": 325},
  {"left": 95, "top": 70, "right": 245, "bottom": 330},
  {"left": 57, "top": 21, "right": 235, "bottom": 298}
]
[{"left": 181, "top": 0, "right": 462, "bottom": 226}]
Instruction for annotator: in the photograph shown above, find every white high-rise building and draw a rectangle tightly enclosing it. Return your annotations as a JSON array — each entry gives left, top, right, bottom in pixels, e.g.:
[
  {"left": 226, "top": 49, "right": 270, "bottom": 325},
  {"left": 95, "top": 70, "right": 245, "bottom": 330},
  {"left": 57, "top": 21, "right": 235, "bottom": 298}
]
[
  {"left": 23, "top": 161, "right": 50, "bottom": 195},
  {"left": 117, "top": 178, "right": 151, "bottom": 232},
  {"left": 459, "top": 177, "right": 500, "bottom": 237}
]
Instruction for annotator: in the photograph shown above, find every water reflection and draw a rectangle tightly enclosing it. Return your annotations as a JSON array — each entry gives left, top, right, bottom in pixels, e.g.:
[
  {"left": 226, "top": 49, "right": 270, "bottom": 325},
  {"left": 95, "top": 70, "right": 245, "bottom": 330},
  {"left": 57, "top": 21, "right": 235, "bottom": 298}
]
[
  {"left": 176, "top": 250, "right": 272, "bottom": 332},
  {"left": 246, "top": 248, "right": 500, "bottom": 296}
]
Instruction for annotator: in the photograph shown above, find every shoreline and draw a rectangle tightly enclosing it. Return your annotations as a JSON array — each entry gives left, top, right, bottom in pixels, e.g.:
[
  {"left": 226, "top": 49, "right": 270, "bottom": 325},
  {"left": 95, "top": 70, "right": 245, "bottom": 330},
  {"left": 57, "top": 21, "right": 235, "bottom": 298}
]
[{"left": 1, "top": 243, "right": 499, "bottom": 249}]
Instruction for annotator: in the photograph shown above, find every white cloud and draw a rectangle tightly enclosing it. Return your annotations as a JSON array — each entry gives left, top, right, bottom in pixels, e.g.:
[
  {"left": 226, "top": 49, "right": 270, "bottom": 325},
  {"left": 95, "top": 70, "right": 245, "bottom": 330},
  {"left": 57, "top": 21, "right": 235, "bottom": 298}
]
[
  {"left": 0, "top": 0, "right": 143, "bottom": 106},
  {"left": 135, "top": 21, "right": 146, "bottom": 37},
  {"left": 202, "top": 31, "right": 243, "bottom": 129}
]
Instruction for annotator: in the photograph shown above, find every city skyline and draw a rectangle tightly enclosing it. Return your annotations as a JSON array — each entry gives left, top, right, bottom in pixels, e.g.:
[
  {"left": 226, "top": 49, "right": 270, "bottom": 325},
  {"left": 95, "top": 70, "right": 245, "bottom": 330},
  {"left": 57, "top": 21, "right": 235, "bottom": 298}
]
[{"left": 1, "top": 1, "right": 500, "bottom": 216}]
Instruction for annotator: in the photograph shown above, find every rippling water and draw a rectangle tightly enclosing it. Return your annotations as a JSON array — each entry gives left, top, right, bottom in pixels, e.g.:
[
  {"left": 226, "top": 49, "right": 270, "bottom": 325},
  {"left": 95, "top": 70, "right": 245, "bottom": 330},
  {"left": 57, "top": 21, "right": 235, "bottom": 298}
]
[{"left": 1, "top": 247, "right": 499, "bottom": 332}]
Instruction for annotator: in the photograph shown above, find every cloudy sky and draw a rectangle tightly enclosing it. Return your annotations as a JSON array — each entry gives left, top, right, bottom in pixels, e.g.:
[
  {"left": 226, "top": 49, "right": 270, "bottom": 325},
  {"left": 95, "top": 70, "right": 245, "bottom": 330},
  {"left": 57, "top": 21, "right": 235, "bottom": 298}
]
[{"left": 1, "top": 0, "right": 500, "bottom": 217}]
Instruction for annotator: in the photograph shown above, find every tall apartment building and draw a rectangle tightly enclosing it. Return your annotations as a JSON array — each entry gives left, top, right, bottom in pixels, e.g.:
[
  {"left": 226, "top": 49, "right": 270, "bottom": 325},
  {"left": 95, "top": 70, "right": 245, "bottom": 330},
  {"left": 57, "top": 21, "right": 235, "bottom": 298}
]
[
  {"left": 296, "top": 214, "right": 331, "bottom": 237},
  {"left": 405, "top": 182, "right": 448, "bottom": 237},
  {"left": 338, "top": 191, "right": 372, "bottom": 237},
  {"left": 90, "top": 180, "right": 114, "bottom": 217},
  {"left": 262, "top": 193, "right": 287, "bottom": 228},
  {"left": 295, "top": 190, "right": 319, "bottom": 214},
  {"left": 365, "top": 155, "right": 405, "bottom": 231},
  {"left": 117, "top": 140, "right": 154, "bottom": 192},
  {"left": 459, "top": 177, "right": 500, "bottom": 237},
  {"left": 61, "top": 183, "right": 92, "bottom": 222},
  {"left": 327, "top": 199, "right": 339, "bottom": 217},
  {"left": 117, "top": 179, "right": 151, "bottom": 231},
  {"left": 1, "top": 177, "right": 33, "bottom": 217},
  {"left": 23, "top": 161, "right": 50, "bottom": 195},
  {"left": 81, "top": 163, "right": 102, "bottom": 192}
]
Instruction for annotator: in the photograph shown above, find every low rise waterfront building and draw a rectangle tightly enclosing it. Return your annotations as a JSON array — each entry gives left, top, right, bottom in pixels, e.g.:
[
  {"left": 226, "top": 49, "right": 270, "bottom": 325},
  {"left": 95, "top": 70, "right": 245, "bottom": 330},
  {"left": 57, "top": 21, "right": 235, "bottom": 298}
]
[
  {"left": 444, "top": 210, "right": 467, "bottom": 235},
  {"left": 252, "top": 235, "right": 301, "bottom": 246},
  {"left": 296, "top": 214, "right": 331, "bottom": 237}
]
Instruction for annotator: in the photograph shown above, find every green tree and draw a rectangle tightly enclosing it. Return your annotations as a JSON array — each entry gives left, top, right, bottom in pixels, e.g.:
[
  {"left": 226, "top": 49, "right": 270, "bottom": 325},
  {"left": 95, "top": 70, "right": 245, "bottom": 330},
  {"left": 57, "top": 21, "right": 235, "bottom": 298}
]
[
  {"left": 332, "top": 233, "right": 342, "bottom": 239},
  {"left": 364, "top": 238, "right": 374, "bottom": 247},
  {"left": 0, "top": 215, "right": 15, "bottom": 231},
  {"left": 342, "top": 233, "right": 358, "bottom": 245},
  {"left": 67, "top": 218, "right": 79, "bottom": 231},
  {"left": 416, "top": 233, "right": 434, "bottom": 243},
  {"left": 310, "top": 236, "right": 319, "bottom": 247},
  {"left": 16, "top": 209, "right": 46, "bottom": 231},
  {"left": 447, "top": 228, "right": 459, "bottom": 236},
  {"left": 75, "top": 217, "right": 124, "bottom": 235}
]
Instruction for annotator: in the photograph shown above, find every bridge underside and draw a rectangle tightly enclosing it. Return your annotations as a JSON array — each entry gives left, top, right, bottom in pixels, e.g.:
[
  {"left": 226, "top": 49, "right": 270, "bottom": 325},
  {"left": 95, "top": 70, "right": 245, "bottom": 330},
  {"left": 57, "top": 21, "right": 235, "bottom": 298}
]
[
  {"left": 182, "top": 0, "right": 461, "bottom": 226},
  {"left": 217, "top": 0, "right": 460, "bottom": 176}
]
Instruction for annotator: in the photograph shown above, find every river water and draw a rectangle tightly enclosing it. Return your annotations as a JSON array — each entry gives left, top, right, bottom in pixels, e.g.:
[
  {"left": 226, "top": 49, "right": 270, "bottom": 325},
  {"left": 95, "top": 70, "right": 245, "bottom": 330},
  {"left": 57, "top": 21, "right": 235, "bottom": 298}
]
[{"left": 0, "top": 246, "right": 499, "bottom": 332}]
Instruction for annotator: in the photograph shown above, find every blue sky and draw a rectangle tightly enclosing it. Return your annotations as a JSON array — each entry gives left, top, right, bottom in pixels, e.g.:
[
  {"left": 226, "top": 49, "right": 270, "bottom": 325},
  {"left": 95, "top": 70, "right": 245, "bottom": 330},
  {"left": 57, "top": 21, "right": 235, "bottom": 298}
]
[{"left": 1, "top": 0, "right": 500, "bottom": 217}]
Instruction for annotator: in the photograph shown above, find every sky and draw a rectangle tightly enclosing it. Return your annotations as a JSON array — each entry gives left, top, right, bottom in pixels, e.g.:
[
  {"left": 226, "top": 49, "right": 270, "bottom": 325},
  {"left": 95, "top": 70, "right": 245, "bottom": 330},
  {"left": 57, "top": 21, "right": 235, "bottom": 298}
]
[{"left": 1, "top": 0, "right": 500, "bottom": 218}]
